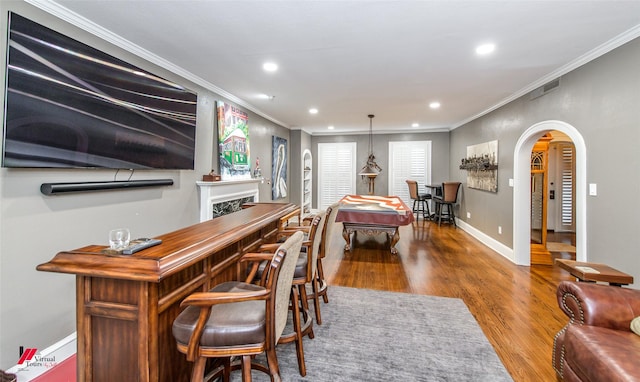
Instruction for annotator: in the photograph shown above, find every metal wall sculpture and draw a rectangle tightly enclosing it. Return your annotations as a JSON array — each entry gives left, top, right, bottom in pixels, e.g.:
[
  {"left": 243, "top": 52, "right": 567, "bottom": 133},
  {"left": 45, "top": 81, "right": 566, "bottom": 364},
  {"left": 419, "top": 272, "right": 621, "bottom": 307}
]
[{"left": 460, "top": 140, "right": 498, "bottom": 192}]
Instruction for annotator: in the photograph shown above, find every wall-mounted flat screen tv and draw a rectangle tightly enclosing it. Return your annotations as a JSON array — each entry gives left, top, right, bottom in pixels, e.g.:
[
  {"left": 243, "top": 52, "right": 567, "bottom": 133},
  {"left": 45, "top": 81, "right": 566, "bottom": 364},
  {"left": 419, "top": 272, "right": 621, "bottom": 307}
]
[{"left": 3, "top": 12, "right": 198, "bottom": 169}]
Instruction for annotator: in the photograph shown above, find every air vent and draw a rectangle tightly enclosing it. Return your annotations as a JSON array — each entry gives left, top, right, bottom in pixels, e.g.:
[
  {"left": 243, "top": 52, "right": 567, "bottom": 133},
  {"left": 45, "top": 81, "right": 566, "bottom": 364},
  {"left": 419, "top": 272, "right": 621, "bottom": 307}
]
[{"left": 530, "top": 78, "right": 561, "bottom": 100}]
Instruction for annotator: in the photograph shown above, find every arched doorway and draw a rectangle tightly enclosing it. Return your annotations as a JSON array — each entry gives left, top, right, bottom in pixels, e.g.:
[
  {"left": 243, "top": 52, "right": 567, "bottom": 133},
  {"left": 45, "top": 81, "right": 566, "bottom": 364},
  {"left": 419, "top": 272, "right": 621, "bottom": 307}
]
[{"left": 513, "top": 120, "right": 587, "bottom": 265}]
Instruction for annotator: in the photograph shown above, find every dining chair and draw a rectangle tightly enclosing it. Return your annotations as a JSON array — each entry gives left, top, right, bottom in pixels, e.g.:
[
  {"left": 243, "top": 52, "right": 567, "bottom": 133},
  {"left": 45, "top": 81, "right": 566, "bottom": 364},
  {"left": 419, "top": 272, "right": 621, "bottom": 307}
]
[
  {"left": 433, "top": 182, "right": 462, "bottom": 227},
  {"left": 172, "top": 231, "right": 303, "bottom": 382},
  {"left": 406, "top": 179, "right": 431, "bottom": 220}
]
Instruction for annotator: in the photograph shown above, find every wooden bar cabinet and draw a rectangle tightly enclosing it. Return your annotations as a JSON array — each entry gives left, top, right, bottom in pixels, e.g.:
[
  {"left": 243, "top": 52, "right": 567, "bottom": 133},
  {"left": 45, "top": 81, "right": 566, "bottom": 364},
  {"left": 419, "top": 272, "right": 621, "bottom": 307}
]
[{"left": 37, "top": 203, "right": 298, "bottom": 382}]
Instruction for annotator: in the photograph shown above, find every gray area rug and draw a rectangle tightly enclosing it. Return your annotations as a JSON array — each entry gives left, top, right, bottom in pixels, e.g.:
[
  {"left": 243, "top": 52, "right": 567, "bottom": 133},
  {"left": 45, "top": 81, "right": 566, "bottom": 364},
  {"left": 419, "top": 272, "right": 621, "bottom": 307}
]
[{"left": 228, "top": 286, "right": 512, "bottom": 381}]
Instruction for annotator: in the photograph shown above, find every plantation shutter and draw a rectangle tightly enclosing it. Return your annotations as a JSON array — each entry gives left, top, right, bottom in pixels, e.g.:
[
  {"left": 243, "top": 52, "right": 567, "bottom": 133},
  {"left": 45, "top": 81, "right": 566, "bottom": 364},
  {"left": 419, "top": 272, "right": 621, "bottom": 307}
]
[
  {"left": 318, "top": 142, "right": 356, "bottom": 210},
  {"left": 388, "top": 141, "right": 432, "bottom": 205},
  {"left": 558, "top": 143, "right": 576, "bottom": 232}
]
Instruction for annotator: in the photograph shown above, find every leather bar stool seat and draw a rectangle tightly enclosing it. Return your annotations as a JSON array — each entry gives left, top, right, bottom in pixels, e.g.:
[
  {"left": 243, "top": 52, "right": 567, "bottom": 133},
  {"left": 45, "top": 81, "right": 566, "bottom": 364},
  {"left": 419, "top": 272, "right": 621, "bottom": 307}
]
[
  {"left": 254, "top": 252, "right": 308, "bottom": 281},
  {"left": 294, "top": 253, "right": 308, "bottom": 278},
  {"left": 173, "top": 282, "right": 266, "bottom": 348}
]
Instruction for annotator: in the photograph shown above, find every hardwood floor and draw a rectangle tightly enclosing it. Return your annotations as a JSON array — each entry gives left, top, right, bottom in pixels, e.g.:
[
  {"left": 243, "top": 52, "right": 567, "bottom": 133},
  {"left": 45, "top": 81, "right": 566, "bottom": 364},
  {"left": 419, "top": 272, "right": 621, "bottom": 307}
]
[{"left": 322, "top": 218, "right": 576, "bottom": 382}]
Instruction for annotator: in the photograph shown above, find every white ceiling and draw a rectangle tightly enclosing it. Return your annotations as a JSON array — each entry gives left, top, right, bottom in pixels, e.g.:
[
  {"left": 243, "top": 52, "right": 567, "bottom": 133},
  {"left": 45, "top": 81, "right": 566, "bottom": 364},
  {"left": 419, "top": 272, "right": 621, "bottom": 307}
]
[{"left": 43, "top": 0, "right": 640, "bottom": 135}]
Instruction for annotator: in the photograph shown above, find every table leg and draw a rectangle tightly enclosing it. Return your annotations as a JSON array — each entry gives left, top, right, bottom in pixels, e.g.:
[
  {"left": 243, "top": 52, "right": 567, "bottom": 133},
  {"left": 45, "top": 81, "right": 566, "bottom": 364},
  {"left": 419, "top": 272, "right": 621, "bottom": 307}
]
[
  {"left": 342, "top": 224, "right": 351, "bottom": 251},
  {"left": 389, "top": 228, "right": 399, "bottom": 255},
  {"left": 341, "top": 223, "right": 401, "bottom": 254}
]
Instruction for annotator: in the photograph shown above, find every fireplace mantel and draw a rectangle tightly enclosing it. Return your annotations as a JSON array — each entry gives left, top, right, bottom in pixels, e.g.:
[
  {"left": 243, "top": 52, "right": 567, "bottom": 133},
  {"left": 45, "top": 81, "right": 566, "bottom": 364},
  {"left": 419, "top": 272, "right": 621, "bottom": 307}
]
[{"left": 196, "top": 179, "right": 261, "bottom": 221}]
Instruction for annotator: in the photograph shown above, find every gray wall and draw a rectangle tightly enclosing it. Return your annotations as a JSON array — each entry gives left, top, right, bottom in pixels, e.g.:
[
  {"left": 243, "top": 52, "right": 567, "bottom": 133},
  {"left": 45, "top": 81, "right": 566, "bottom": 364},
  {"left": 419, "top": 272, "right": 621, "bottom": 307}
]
[
  {"left": 2, "top": 0, "right": 639, "bottom": 371},
  {"left": 311, "top": 132, "right": 450, "bottom": 205},
  {"left": 0, "top": 2, "right": 289, "bottom": 368},
  {"left": 451, "top": 37, "right": 640, "bottom": 285}
]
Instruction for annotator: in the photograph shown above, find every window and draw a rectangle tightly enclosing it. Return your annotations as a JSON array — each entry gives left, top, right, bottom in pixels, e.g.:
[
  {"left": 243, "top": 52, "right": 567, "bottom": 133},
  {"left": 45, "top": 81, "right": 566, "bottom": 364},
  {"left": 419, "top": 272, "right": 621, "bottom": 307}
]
[
  {"left": 388, "top": 141, "right": 432, "bottom": 205},
  {"left": 317, "top": 142, "right": 357, "bottom": 210}
]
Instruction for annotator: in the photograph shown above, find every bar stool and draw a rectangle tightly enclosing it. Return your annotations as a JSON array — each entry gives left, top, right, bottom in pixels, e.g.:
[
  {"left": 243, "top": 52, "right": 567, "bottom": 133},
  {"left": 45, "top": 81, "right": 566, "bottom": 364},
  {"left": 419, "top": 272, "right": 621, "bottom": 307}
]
[
  {"left": 433, "top": 182, "right": 462, "bottom": 227},
  {"left": 172, "top": 231, "right": 303, "bottom": 382},
  {"left": 406, "top": 180, "right": 431, "bottom": 220}
]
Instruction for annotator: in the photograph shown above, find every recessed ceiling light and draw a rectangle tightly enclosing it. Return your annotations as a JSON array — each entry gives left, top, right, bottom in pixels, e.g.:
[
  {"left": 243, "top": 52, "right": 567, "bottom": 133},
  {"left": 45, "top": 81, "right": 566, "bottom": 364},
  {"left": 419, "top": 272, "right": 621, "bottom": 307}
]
[
  {"left": 309, "top": 108, "right": 318, "bottom": 114},
  {"left": 328, "top": 125, "right": 335, "bottom": 130},
  {"left": 412, "top": 123, "right": 419, "bottom": 128},
  {"left": 476, "top": 43, "right": 495, "bottom": 55},
  {"left": 257, "top": 94, "right": 274, "bottom": 100},
  {"left": 429, "top": 102, "right": 441, "bottom": 109},
  {"left": 262, "top": 62, "right": 278, "bottom": 72}
]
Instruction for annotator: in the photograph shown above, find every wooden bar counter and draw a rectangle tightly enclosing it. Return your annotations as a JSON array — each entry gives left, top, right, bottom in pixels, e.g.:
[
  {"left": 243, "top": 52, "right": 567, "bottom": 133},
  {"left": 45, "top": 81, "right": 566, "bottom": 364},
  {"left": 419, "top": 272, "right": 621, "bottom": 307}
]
[{"left": 37, "top": 202, "right": 298, "bottom": 382}]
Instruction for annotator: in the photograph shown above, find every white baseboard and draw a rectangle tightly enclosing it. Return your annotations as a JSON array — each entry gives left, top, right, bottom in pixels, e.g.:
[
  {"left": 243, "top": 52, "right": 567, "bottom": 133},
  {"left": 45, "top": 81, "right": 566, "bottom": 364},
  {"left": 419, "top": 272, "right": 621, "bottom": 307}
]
[{"left": 456, "top": 219, "right": 516, "bottom": 264}]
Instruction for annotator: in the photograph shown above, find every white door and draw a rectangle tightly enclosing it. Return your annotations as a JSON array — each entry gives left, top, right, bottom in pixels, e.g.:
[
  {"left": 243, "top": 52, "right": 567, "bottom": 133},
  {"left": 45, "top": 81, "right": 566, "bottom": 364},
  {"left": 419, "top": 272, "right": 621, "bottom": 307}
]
[
  {"left": 388, "top": 141, "right": 432, "bottom": 206},
  {"left": 317, "top": 142, "right": 357, "bottom": 210}
]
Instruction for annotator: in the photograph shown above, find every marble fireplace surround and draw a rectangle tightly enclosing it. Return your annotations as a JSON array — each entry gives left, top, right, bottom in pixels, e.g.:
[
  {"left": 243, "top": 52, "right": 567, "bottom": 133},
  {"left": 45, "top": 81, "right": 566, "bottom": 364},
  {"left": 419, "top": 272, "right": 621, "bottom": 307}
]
[{"left": 196, "top": 179, "right": 261, "bottom": 222}]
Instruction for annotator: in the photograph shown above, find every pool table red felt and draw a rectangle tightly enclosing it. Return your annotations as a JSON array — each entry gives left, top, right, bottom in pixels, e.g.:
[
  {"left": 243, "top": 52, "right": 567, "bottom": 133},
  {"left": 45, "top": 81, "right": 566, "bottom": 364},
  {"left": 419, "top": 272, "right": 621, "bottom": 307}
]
[{"left": 336, "top": 195, "right": 414, "bottom": 226}]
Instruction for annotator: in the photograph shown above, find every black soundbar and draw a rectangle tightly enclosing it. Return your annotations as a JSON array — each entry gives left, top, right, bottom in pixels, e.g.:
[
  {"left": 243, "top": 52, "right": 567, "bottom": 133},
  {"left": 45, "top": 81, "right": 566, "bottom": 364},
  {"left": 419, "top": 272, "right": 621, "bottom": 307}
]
[{"left": 40, "top": 179, "right": 174, "bottom": 195}]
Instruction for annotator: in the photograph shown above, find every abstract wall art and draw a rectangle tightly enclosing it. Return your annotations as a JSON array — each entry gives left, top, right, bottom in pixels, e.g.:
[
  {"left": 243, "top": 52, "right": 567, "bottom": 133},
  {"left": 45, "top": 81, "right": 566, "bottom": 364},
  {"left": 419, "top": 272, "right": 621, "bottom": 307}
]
[{"left": 271, "top": 136, "right": 288, "bottom": 200}]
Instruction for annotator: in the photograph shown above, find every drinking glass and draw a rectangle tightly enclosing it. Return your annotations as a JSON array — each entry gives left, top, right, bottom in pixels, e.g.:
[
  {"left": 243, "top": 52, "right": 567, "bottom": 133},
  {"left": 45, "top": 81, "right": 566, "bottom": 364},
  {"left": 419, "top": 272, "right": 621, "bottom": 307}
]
[{"left": 109, "top": 228, "right": 130, "bottom": 250}]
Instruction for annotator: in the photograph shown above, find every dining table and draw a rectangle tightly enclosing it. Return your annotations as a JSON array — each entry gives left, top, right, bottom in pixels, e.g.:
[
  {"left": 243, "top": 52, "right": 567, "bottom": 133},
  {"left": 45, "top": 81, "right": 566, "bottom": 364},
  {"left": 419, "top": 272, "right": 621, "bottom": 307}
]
[
  {"left": 423, "top": 184, "right": 442, "bottom": 220},
  {"left": 425, "top": 184, "right": 442, "bottom": 197}
]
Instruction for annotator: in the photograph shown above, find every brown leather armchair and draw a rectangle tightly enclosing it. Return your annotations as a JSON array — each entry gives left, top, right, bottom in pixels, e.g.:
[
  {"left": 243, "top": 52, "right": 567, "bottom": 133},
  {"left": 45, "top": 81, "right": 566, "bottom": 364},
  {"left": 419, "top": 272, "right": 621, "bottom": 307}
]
[{"left": 553, "top": 281, "right": 640, "bottom": 381}]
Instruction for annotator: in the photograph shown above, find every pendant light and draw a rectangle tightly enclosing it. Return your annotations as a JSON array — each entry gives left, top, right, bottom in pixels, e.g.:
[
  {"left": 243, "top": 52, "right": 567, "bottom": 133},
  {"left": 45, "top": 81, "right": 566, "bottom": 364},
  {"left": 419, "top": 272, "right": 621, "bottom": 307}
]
[{"left": 359, "top": 114, "right": 382, "bottom": 194}]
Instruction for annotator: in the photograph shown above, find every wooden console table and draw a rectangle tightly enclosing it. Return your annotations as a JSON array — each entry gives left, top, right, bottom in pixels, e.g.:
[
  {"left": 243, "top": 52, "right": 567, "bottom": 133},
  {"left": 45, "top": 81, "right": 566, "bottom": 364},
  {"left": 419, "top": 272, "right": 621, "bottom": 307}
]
[
  {"left": 555, "top": 259, "right": 634, "bottom": 287},
  {"left": 37, "top": 202, "right": 298, "bottom": 382}
]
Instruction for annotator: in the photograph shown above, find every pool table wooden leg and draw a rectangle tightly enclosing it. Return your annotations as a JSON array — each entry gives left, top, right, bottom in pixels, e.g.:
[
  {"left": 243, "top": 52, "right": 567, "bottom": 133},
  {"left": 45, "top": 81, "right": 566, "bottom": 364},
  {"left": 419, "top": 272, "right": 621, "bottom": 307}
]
[
  {"left": 342, "top": 224, "right": 351, "bottom": 251},
  {"left": 389, "top": 228, "right": 400, "bottom": 255}
]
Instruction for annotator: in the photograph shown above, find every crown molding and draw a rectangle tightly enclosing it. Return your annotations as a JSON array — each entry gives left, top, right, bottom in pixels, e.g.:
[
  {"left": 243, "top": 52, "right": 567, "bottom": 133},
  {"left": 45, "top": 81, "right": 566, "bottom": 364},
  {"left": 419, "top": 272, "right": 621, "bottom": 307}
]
[
  {"left": 25, "top": 0, "right": 289, "bottom": 128},
  {"left": 452, "top": 23, "right": 640, "bottom": 130}
]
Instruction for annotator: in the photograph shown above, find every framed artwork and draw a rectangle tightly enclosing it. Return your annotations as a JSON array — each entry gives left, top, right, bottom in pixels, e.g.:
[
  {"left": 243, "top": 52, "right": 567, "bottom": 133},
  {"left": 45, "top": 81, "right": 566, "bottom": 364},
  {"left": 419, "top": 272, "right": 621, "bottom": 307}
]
[
  {"left": 459, "top": 140, "right": 498, "bottom": 192},
  {"left": 271, "top": 136, "right": 288, "bottom": 200},
  {"left": 217, "top": 101, "right": 251, "bottom": 180}
]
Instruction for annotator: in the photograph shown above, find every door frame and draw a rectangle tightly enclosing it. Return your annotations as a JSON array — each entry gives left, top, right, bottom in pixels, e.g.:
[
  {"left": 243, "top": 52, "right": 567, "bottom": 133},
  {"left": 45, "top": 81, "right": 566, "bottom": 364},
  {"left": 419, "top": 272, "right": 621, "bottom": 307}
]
[{"left": 513, "top": 120, "right": 587, "bottom": 265}]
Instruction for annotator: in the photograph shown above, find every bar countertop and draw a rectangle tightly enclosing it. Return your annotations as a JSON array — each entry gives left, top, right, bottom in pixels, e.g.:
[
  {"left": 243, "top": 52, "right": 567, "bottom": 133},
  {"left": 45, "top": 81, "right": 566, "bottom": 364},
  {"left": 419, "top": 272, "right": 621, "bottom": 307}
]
[{"left": 36, "top": 202, "right": 297, "bottom": 282}]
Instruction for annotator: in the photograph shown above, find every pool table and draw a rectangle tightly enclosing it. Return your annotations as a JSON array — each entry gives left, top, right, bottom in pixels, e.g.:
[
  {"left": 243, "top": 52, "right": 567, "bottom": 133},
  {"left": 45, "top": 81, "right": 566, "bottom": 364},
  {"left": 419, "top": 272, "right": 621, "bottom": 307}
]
[{"left": 335, "top": 194, "right": 414, "bottom": 254}]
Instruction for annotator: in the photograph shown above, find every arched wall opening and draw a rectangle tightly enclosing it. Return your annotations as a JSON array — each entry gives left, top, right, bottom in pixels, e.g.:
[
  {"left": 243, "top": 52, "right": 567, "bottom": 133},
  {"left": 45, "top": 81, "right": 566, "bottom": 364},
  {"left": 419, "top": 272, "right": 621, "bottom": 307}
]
[{"left": 513, "top": 120, "right": 587, "bottom": 265}]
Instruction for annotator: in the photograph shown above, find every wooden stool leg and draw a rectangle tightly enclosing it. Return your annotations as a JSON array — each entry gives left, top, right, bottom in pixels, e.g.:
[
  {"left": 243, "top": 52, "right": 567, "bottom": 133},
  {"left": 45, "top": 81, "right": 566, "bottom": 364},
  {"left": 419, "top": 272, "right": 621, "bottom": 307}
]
[
  {"left": 241, "top": 354, "right": 253, "bottom": 381},
  {"left": 191, "top": 357, "right": 207, "bottom": 382},
  {"left": 291, "top": 287, "right": 307, "bottom": 376},
  {"left": 311, "top": 277, "right": 322, "bottom": 324},
  {"left": 297, "top": 284, "right": 314, "bottom": 339},
  {"left": 316, "top": 259, "right": 329, "bottom": 303},
  {"left": 450, "top": 203, "right": 457, "bottom": 227}
]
